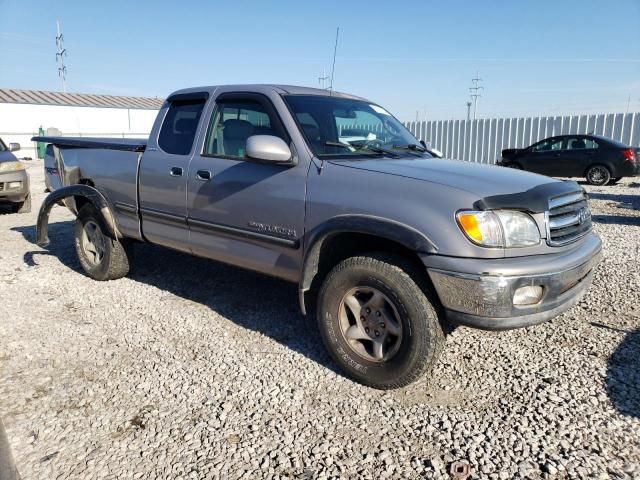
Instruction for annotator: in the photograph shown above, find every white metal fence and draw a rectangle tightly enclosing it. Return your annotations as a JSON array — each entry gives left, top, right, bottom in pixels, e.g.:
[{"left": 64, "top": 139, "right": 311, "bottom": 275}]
[{"left": 404, "top": 112, "right": 640, "bottom": 164}]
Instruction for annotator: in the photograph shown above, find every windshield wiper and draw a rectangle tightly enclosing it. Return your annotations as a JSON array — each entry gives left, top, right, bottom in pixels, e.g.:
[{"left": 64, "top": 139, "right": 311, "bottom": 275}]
[
  {"left": 393, "top": 143, "right": 428, "bottom": 153},
  {"left": 324, "top": 141, "right": 356, "bottom": 150},
  {"left": 324, "top": 141, "right": 397, "bottom": 157}
]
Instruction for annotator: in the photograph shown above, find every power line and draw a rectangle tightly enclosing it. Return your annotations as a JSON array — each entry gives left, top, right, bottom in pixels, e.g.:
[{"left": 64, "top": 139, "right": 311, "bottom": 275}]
[
  {"left": 318, "top": 67, "right": 330, "bottom": 90},
  {"left": 55, "top": 20, "right": 67, "bottom": 92}
]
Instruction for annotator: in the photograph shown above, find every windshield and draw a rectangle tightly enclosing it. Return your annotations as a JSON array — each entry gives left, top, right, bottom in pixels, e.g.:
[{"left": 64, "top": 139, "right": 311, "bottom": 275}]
[{"left": 284, "top": 95, "right": 427, "bottom": 158}]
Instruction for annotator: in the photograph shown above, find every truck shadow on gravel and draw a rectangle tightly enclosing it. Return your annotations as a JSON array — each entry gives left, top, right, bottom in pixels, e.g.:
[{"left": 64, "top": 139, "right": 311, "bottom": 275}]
[
  {"left": 591, "top": 215, "right": 640, "bottom": 226},
  {"left": 606, "top": 328, "right": 640, "bottom": 418},
  {"left": 12, "top": 221, "right": 343, "bottom": 379}
]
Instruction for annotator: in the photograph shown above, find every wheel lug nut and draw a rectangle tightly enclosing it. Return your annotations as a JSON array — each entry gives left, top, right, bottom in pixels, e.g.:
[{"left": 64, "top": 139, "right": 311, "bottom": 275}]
[
  {"left": 375, "top": 330, "right": 380, "bottom": 336},
  {"left": 376, "top": 311, "right": 381, "bottom": 317},
  {"left": 366, "top": 308, "right": 371, "bottom": 314},
  {"left": 381, "top": 323, "right": 385, "bottom": 328},
  {"left": 365, "top": 327, "right": 370, "bottom": 333},
  {"left": 360, "top": 316, "right": 365, "bottom": 322}
]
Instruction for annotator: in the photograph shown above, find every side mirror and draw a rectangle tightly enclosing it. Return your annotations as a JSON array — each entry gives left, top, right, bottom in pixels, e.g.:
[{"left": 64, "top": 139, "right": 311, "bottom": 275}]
[
  {"left": 9, "top": 143, "right": 20, "bottom": 152},
  {"left": 246, "top": 135, "right": 293, "bottom": 164},
  {"left": 420, "top": 140, "right": 427, "bottom": 149}
]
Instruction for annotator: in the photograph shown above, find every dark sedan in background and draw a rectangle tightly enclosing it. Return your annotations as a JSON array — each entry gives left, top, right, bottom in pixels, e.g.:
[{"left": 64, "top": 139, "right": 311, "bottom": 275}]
[{"left": 498, "top": 134, "right": 639, "bottom": 185}]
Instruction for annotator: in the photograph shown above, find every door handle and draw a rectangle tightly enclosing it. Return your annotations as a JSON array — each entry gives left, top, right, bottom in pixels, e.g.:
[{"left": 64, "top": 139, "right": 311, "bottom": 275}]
[
  {"left": 169, "top": 167, "right": 183, "bottom": 177},
  {"left": 196, "top": 170, "right": 212, "bottom": 181}
]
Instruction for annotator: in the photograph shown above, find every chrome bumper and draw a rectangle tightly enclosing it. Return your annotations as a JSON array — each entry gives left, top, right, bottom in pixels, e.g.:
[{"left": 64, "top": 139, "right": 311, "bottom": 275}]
[{"left": 425, "top": 234, "right": 602, "bottom": 330}]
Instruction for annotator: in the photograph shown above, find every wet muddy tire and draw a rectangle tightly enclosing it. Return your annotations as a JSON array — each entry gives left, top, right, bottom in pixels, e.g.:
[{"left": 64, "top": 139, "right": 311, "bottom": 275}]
[
  {"left": 316, "top": 253, "right": 445, "bottom": 389},
  {"left": 74, "top": 204, "right": 132, "bottom": 281}
]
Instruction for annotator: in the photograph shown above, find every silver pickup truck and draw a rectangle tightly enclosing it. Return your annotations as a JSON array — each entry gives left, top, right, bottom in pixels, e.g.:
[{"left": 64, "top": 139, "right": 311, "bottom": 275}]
[{"left": 34, "top": 85, "right": 602, "bottom": 389}]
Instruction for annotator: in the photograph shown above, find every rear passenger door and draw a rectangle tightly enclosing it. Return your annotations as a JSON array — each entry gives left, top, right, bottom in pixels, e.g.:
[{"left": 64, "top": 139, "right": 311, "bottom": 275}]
[
  {"left": 564, "top": 136, "right": 599, "bottom": 177},
  {"left": 139, "top": 93, "right": 207, "bottom": 251}
]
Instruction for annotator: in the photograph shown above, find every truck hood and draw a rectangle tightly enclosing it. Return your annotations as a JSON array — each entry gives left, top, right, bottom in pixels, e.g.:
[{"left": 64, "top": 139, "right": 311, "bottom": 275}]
[
  {"left": 0, "top": 150, "right": 18, "bottom": 162},
  {"left": 329, "top": 157, "right": 559, "bottom": 199}
]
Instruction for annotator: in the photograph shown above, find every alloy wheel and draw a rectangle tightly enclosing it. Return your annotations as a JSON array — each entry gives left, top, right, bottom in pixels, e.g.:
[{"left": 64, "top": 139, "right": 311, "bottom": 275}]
[{"left": 338, "top": 286, "right": 403, "bottom": 363}]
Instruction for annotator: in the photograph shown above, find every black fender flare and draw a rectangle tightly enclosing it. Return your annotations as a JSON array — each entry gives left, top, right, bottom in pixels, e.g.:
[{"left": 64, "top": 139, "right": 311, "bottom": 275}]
[
  {"left": 298, "top": 214, "right": 437, "bottom": 314},
  {"left": 36, "top": 184, "right": 120, "bottom": 247}
]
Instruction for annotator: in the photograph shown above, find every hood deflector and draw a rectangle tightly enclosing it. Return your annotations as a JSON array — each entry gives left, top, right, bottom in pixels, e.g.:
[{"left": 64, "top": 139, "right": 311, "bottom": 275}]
[{"left": 473, "top": 180, "right": 584, "bottom": 213}]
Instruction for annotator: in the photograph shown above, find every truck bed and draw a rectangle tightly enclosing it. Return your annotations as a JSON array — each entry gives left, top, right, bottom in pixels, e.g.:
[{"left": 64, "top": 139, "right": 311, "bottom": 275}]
[{"left": 33, "top": 135, "right": 145, "bottom": 240}]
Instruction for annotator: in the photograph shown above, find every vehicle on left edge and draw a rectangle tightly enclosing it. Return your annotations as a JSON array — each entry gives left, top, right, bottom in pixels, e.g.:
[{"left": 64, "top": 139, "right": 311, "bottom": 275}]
[{"left": 0, "top": 138, "right": 30, "bottom": 214}]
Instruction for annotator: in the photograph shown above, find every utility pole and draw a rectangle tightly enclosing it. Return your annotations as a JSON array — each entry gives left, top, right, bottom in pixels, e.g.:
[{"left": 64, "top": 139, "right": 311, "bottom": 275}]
[
  {"left": 55, "top": 20, "right": 67, "bottom": 92},
  {"left": 469, "top": 73, "right": 483, "bottom": 120},
  {"left": 465, "top": 101, "right": 472, "bottom": 121},
  {"left": 318, "top": 68, "right": 330, "bottom": 90},
  {"left": 329, "top": 27, "right": 339, "bottom": 91}
]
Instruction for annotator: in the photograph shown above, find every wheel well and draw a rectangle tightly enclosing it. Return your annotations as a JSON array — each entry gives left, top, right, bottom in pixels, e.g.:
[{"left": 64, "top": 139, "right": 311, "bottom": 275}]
[
  {"left": 301, "top": 232, "right": 429, "bottom": 314},
  {"left": 72, "top": 179, "right": 95, "bottom": 214}
]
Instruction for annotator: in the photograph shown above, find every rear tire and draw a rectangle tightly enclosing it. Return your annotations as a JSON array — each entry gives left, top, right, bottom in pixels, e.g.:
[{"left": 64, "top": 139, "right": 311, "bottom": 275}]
[
  {"left": 74, "top": 204, "right": 132, "bottom": 281},
  {"left": 316, "top": 253, "right": 445, "bottom": 389},
  {"left": 585, "top": 165, "right": 611, "bottom": 186}
]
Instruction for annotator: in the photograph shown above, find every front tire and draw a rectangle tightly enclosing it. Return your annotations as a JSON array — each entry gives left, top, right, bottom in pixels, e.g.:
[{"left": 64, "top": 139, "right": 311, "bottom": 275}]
[
  {"left": 586, "top": 165, "right": 611, "bottom": 186},
  {"left": 74, "top": 204, "right": 132, "bottom": 281},
  {"left": 12, "top": 194, "right": 31, "bottom": 214},
  {"left": 316, "top": 254, "right": 445, "bottom": 389}
]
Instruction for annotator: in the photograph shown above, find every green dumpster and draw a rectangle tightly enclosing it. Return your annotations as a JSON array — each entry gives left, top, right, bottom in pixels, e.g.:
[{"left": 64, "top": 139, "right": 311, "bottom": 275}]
[{"left": 36, "top": 126, "right": 45, "bottom": 159}]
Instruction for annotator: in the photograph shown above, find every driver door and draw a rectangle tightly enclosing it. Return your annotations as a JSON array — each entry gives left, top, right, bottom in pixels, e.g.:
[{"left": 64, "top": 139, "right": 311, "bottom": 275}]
[
  {"left": 526, "top": 137, "right": 565, "bottom": 175},
  {"left": 186, "top": 92, "right": 307, "bottom": 282}
]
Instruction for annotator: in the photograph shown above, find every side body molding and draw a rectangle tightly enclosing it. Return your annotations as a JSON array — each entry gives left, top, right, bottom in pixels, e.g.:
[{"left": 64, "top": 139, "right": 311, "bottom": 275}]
[
  {"left": 36, "top": 184, "right": 120, "bottom": 247},
  {"left": 298, "top": 214, "right": 438, "bottom": 314}
]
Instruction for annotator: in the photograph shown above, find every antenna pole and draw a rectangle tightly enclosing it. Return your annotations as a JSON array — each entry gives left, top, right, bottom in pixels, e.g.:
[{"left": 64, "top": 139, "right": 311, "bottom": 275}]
[
  {"left": 55, "top": 20, "right": 68, "bottom": 92},
  {"left": 329, "top": 27, "right": 339, "bottom": 91}
]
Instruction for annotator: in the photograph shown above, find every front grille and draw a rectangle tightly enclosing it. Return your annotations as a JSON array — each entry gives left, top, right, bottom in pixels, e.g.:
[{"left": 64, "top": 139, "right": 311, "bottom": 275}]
[{"left": 547, "top": 191, "right": 592, "bottom": 246}]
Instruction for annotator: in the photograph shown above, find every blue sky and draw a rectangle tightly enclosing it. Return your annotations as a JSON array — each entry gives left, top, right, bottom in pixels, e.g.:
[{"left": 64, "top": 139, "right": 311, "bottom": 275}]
[{"left": 1, "top": 0, "right": 639, "bottom": 120}]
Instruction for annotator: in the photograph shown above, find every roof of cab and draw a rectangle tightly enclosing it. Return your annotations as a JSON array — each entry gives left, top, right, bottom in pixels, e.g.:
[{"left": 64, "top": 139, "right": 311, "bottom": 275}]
[{"left": 167, "top": 84, "right": 368, "bottom": 102}]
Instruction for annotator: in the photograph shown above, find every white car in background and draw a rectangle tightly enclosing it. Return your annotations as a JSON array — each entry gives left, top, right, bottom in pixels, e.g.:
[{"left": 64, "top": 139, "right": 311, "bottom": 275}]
[{"left": 0, "top": 138, "right": 30, "bottom": 214}]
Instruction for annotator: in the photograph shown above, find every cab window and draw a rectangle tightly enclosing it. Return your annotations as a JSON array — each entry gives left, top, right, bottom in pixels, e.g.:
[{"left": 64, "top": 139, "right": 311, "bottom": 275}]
[
  {"left": 158, "top": 100, "right": 206, "bottom": 155},
  {"left": 203, "top": 96, "right": 287, "bottom": 158}
]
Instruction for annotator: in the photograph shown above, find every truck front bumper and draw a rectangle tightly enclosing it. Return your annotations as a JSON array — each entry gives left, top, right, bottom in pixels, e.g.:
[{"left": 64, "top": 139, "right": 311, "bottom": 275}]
[
  {"left": 0, "top": 169, "right": 29, "bottom": 203},
  {"left": 423, "top": 233, "right": 602, "bottom": 330}
]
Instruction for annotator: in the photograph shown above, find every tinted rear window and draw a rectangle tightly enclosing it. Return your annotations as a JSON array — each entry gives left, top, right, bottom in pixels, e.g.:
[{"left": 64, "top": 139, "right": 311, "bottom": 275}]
[
  {"left": 158, "top": 100, "right": 206, "bottom": 155},
  {"left": 593, "top": 136, "right": 627, "bottom": 148}
]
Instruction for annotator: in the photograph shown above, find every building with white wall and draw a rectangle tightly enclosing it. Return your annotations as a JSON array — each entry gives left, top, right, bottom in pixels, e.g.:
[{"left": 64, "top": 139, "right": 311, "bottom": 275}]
[{"left": 0, "top": 88, "right": 163, "bottom": 158}]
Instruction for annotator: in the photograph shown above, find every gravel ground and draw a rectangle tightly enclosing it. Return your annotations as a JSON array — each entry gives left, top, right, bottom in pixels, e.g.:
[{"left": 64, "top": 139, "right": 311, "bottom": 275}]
[{"left": 1, "top": 162, "right": 639, "bottom": 480}]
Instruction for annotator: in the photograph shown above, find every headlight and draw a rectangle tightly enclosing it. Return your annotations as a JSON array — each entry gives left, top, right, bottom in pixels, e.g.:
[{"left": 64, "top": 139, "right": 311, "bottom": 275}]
[
  {"left": 456, "top": 210, "right": 540, "bottom": 248},
  {"left": 0, "top": 161, "right": 25, "bottom": 172}
]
